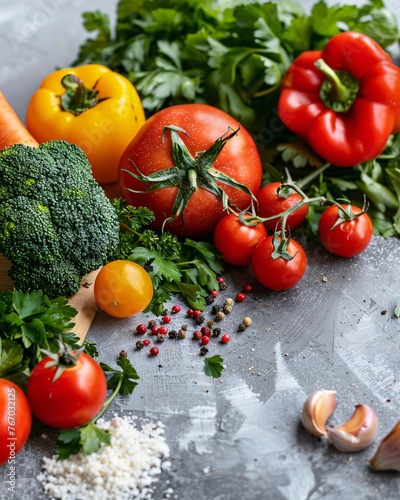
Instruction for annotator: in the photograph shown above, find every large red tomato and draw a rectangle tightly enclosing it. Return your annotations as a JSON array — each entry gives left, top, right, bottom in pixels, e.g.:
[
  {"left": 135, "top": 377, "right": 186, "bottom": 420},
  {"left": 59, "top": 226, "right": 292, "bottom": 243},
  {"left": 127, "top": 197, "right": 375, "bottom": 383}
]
[
  {"left": 27, "top": 351, "right": 107, "bottom": 429},
  {"left": 0, "top": 379, "right": 32, "bottom": 466},
  {"left": 119, "top": 104, "right": 263, "bottom": 238}
]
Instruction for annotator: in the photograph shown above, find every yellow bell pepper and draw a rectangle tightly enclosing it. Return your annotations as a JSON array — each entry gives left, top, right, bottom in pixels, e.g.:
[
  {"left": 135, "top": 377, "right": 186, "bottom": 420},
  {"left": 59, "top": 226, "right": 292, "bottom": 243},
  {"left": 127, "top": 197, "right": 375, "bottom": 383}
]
[{"left": 26, "top": 64, "right": 146, "bottom": 185}]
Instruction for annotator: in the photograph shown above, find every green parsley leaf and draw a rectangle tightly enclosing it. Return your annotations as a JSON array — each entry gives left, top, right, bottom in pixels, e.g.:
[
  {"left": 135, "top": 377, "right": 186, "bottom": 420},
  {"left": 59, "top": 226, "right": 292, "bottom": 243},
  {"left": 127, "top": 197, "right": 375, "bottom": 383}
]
[
  {"left": 83, "top": 340, "right": 99, "bottom": 358},
  {"left": 0, "top": 339, "right": 24, "bottom": 378},
  {"left": 56, "top": 428, "right": 81, "bottom": 460},
  {"left": 204, "top": 354, "right": 224, "bottom": 378},
  {"left": 100, "top": 357, "right": 140, "bottom": 396},
  {"left": 80, "top": 422, "right": 111, "bottom": 455}
]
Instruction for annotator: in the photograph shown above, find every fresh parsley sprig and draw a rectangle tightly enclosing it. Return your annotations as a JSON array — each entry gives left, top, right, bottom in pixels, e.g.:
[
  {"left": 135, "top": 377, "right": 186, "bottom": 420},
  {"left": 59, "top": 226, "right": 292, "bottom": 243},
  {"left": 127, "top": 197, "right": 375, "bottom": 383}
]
[
  {"left": 0, "top": 289, "right": 80, "bottom": 380},
  {"left": 112, "top": 199, "right": 224, "bottom": 315},
  {"left": 56, "top": 357, "right": 140, "bottom": 459}
]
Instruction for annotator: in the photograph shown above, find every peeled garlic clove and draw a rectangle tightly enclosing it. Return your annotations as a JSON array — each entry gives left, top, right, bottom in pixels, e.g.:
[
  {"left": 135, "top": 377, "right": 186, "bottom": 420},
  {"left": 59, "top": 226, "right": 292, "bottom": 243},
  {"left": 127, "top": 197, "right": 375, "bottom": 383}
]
[
  {"left": 327, "top": 404, "right": 378, "bottom": 452},
  {"left": 301, "top": 389, "right": 337, "bottom": 437},
  {"left": 369, "top": 421, "right": 400, "bottom": 472}
]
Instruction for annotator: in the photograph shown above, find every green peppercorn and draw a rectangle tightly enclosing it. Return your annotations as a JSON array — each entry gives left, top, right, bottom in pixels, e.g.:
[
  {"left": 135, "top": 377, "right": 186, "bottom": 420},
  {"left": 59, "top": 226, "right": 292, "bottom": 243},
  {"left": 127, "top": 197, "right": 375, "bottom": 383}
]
[
  {"left": 223, "top": 304, "right": 233, "bottom": 314},
  {"left": 224, "top": 298, "right": 235, "bottom": 307},
  {"left": 215, "top": 311, "right": 225, "bottom": 321},
  {"left": 243, "top": 317, "right": 252, "bottom": 326}
]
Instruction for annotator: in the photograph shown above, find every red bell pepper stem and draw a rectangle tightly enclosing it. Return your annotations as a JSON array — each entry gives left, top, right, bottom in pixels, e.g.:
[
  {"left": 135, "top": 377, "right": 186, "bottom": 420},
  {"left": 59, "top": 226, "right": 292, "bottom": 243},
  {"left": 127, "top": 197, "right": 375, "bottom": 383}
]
[{"left": 314, "top": 58, "right": 359, "bottom": 113}]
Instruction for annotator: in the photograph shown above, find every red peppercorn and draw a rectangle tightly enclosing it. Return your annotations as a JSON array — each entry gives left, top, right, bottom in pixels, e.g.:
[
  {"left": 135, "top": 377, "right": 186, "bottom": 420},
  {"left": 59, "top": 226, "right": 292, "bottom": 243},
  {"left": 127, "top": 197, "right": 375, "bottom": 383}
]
[
  {"left": 210, "top": 290, "right": 219, "bottom": 298},
  {"left": 243, "top": 283, "right": 253, "bottom": 293},
  {"left": 221, "top": 334, "right": 231, "bottom": 344},
  {"left": 159, "top": 326, "right": 168, "bottom": 335},
  {"left": 217, "top": 276, "right": 224, "bottom": 283},
  {"left": 187, "top": 308, "right": 194, "bottom": 317},
  {"left": 191, "top": 310, "right": 202, "bottom": 318},
  {"left": 200, "top": 335, "right": 210, "bottom": 345},
  {"left": 136, "top": 324, "right": 147, "bottom": 335},
  {"left": 172, "top": 305, "right": 181, "bottom": 313},
  {"left": 236, "top": 292, "right": 246, "bottom": 302},
  {"left": 201, "top": 326, "right": 211, "bottom": 337},
  {"left": 143, "top": 339, "right": 151, "bottom": 346},
  {"left": 149, "top": 346, "right": 159, "bottom": 356},
  {"left": 193, "top": 330, "right": 202, "bottom": 340},
  {"left": 162, "top": 314, "right": 172, "bottom": 324},
  {"left": 151, "top": 326, "right": 159, "bottom": 335}
]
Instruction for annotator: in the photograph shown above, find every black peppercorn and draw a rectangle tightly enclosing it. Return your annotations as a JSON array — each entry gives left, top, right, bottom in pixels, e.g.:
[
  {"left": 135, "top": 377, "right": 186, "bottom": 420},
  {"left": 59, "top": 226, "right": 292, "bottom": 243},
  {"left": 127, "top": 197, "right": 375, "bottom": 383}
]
[
  {"left": 200, "top": 346, "right": 209, "bottom": 356},
  {"left": 135, "top": 341, "right": 144, "bottom": 350},
  {"left": 119, "top": 349, "right": 128, "bottom": 357},
  {"left": 195, "top": 314, "right": 205, "bottom": 324},
  {"left": 212, "top": 328, "right": 221, "bottom": 337},
  {"left": 168, "top": 330, "right": 178, "bottom": 339},
  {"left": 211, "top": 305, "right": 221, "bottom": 315},
  {"left": 148, "top": 319, "right": 157, "bottom": 329}
]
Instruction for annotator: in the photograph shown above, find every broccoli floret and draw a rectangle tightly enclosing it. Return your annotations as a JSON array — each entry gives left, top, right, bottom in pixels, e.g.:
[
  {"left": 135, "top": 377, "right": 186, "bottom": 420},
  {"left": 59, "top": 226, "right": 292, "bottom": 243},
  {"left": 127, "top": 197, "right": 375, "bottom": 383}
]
[{"left": 0, "top": 141, "right": 119, "bottom": 298}]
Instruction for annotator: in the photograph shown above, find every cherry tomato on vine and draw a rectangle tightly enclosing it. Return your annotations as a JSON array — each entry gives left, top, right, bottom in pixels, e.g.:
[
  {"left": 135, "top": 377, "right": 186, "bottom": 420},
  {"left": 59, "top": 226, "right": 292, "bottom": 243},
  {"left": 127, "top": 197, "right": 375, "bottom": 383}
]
[
  {"left": 256, "top": 182, "right": 309, "bottom": 231},
  {"left": 0, "top": 379, "right": 32, "bottom": 466},
  {"left": 213, "top": 213, "right": 267, "bottom": 266},
  {"left": 251, "top": 235, "right": 307, "bottom": 290},
  {"left": 27, "top": 351, "right": 107, "bottom": 429},
  {"left": 318, "top": 204, "right": 373, "bottom": 257},
  {"left": 119, "top": 104, "right": 263, "bottom": 238},
  {"left": 94, "top": 260, "right": 153, "bottom": 318}
]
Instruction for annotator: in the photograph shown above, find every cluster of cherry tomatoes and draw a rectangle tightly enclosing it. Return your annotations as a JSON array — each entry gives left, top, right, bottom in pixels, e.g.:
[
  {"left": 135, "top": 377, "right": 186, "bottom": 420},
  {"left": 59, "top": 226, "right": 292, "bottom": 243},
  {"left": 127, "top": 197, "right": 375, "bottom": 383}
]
[{"left": 213, "top": 181, "right": 374, "bottom": 291}]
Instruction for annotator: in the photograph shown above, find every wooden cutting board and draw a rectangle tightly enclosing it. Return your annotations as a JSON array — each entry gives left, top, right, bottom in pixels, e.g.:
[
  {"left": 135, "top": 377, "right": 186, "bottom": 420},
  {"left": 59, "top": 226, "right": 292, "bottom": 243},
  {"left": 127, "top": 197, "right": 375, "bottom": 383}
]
[{"left": 0, "top": 252, "right": 99, "bottom": 342}]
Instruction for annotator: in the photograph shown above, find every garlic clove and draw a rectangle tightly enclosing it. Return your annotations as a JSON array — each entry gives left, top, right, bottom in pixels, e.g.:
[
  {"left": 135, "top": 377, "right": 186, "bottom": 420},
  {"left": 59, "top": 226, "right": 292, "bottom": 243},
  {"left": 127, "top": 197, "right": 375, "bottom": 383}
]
[
  {"left": 327, "top": 404, "right": 378, "bottom": 452},
  {"left": 301, "top": 389, "right": 337, "bottom": 437},
  {"left": 369, "top": 421, "right": 400, "bottom": 472}
]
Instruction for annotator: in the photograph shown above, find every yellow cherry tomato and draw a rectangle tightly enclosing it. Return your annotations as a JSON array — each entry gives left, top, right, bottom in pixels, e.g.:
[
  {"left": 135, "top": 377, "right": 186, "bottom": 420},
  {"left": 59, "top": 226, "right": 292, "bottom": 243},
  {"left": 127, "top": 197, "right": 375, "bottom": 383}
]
[
  {"left": 94, "top": 260, "right": 153, "bottom": 318},
  {"left": 26, "top": 64, "right": 145, "bottom": 185}
]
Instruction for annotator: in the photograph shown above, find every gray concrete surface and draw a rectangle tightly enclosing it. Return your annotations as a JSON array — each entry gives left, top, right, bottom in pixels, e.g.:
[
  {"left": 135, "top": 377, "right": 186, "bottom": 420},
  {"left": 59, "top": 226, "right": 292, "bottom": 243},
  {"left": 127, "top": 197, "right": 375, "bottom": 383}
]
[{"left": 1, "top": 1, "right": 400, "bottom": 499}]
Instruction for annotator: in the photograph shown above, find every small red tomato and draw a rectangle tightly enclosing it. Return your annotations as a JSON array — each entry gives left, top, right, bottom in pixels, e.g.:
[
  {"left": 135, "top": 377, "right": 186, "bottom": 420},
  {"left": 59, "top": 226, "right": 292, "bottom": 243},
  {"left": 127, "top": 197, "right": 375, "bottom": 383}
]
[
  {"left": 221, "top": 334, "right": 231, "bottom": 344},
  {"left": 251, "top": 235, "right": 307, "bottom": 290},
  {"left": 213, "top": 213, "right": 267, "bottom": 266},
  {"left": 27, "top": 352, "right": 107, "bottom": 429},
  {"left": 318, "top": 204, "right": 373, "bottom": 257},
  {"left": 256, "top": 182, "right": 308, "bottom": 231},
  {"left": 150, "top": 346, "right": 159, "bottom": 356}
]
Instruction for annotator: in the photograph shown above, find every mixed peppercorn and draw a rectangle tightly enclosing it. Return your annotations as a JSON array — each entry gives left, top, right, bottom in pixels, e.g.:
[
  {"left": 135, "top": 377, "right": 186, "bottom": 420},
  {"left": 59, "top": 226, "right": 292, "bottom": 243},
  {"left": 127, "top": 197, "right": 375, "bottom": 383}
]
[{"left": 130, "top": 277, "right": 254, "bottom": 357}]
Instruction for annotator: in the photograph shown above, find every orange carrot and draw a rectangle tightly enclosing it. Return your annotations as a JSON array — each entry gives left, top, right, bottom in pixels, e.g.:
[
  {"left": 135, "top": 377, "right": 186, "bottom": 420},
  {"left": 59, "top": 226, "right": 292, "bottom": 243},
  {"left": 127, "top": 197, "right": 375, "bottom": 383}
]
[{"left": 0, "top": 90, "right": 38, "bottom": 148}]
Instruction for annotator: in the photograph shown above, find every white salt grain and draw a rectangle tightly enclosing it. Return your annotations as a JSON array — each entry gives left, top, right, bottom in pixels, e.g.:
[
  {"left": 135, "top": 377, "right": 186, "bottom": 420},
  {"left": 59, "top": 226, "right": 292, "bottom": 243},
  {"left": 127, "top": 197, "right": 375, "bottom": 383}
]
[{"left": 37, "top": 415, "right": 170, "bottom": 499}]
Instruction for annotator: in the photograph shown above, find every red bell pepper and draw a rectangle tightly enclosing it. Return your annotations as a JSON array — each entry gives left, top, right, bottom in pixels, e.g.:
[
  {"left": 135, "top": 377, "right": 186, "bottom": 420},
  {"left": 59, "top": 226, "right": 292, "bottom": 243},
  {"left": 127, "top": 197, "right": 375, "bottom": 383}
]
[{"left": 278, "top": 32, "right": 400, "bottom": 167}]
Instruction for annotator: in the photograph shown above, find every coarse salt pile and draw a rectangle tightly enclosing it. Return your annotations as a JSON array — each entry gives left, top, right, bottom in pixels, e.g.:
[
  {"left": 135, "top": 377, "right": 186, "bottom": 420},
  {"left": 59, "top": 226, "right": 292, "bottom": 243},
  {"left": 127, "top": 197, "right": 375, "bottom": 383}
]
[{"left": 37, "top": 415, "right": 171, "bottom": 500}]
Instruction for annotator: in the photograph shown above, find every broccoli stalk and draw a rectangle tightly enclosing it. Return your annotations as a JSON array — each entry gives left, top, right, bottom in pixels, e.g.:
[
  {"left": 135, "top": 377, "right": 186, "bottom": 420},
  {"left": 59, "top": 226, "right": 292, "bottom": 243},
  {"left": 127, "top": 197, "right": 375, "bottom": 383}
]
[{"left": 0, "top": 141, "right": 119, "bottom": 298}]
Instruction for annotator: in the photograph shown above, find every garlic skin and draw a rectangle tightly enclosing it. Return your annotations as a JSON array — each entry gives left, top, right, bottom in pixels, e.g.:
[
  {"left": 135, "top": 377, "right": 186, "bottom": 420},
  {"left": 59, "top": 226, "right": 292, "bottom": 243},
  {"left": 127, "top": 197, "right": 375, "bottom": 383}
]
[
  {"left": 327, "top": 404, "right": 378, "bottom": 452},
  {"left": 369, "top": 421, "right": 400, "bottom": 472},
  {"left": 301, "top": 390, "right": 337, "bottom": 437}
]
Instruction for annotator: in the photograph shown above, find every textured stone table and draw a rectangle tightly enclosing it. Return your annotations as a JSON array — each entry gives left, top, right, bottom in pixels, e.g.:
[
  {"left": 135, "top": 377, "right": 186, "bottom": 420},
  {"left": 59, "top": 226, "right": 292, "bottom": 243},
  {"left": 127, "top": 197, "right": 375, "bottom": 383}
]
[{"left": 1, "top": 1, "right": 400, "bottom": 499}]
